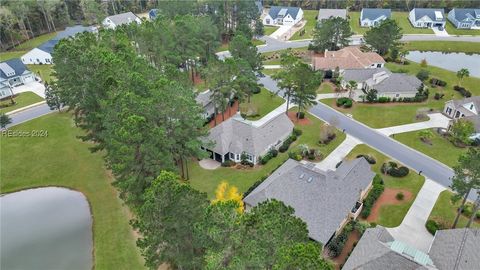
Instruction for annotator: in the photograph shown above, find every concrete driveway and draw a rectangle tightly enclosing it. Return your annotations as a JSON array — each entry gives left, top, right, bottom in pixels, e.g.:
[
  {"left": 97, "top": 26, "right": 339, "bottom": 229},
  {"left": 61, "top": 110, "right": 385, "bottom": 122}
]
[
  {"left": 387, "top": 179, "right": 446, "bottom": 252},
  {"left": 12, "top": 81, "right": 46, "bottom": 98}
]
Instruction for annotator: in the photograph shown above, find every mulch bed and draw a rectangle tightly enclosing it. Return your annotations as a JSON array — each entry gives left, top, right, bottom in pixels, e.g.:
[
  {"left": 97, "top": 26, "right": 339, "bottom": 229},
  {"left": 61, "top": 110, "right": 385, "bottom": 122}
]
[
  {"left": 287, "top": 111, "right": 311, "bottom": 125},
  {"left": 331, "top": 230, "right": 361, "bottom": 270},
  {"left": 367, "top": 188, "right": 413, "bottom": 222}
]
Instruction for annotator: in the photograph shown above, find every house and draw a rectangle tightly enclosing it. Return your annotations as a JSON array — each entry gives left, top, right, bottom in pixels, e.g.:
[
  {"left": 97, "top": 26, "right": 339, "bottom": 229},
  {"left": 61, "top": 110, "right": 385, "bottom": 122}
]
[
  {"left": 313, "top": 46, "right": 385, "bottom": 71},
  {"left": 102, "top": 12, "right": 141, "bottom": 29},
  {"left": 148, "top": 9, "right": 158, "bottom": 20},
  {"left": 343, "top": 227, "right": 480, "bottom": 270},
  {"left": 255, "top": 1, "right": 263, "bottom": 15},
  {"left": 262, "top": 6, "right": 303, "bottom": 26},
  {"left": 318, "top": 9, "right": 347, "bottom": 21},
  {"left": 243, "top": 158, "right": 375, "bottom": 244},
  {"left": 342, "top": 68, "right": 423, "bottom": 98},
  {"left": 448, "top": 8, "right": 480, "bottom": 29},
  {"left": 409, "top": 8, "right": 446, "bottom": 28},
  {"left": 21, "top": 25, "right": 95, "bottom": 65},
  {"left": 203, "top": 112, "right": 294, "bottom": 164},
  {"left": 0, "top": 59, "right": 35, "bottom": 99},
  {"left": 195, "top": 89, "right": 215, "bottom": 120},
  {"left": 443, "top": 96, "right": 479, "bottom": 119},
  {"left": 360, "top": 8, "right": 391, "bottom": 27}
]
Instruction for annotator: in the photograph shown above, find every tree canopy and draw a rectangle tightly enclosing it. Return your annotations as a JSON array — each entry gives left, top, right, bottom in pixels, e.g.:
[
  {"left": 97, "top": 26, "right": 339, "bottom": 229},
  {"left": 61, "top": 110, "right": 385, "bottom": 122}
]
[
  {"left": 364, "top": 19, "right": 403, "bottom": 56},
  {"left": 309, "top": 17, "right": 353, "bottom": 52}
]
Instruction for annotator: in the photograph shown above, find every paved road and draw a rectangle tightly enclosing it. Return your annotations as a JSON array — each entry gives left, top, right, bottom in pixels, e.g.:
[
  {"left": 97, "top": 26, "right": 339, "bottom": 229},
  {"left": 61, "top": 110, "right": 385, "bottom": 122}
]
[
  {"left": 5, "top": 103, "right": 54, "bottom": 128},
  {"left": 309, "top": 103, "right": 455, "bottom": 187}
]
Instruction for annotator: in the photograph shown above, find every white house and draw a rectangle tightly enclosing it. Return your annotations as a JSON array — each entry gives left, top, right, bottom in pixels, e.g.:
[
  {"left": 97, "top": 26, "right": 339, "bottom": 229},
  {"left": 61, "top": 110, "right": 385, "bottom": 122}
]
[
  {"left": 409, "top": 8, "right": 446, "bottom": 28},
  {"left": 0, "top": 59, "right": 35, "bottom": 99},
  {"left": 448, "top": 8, "right": 480, "bottom": 29},
  {"left": 360, "top": 8, "right": 391, "bottom": 27},
  {"left": 263, "top": 6, "right": 303, "bottom": 26},
  {"left": 102, "top": 12, "right": 141, "bottom": 29},
  {"left": 202, "top": 112, "right": 294, "bottom": 164},
  {"left": 21, "top": 25, "right": 95, "bottom": 65},
  {"left": 318, "top": 9, "right": 347, "bottom": 21}
]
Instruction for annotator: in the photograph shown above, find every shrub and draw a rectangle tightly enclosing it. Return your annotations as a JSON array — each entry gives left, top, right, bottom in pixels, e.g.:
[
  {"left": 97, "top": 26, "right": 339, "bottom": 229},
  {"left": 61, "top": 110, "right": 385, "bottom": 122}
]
[
  {"left": 454, "top": 85, "right": 472, "bottom": 97},
  {"left": 360, "top": 175, "right": 385, "bottom": 219},
  {"left": 344, "top": 98, "right": 353, "bottom": 108},
  {"left": 426, "top": 220, "right": 439, "bottom": 235},
  {"left": 462, "top": 204, "right": 474, "bottom": 217},
  {"left": 288, "top": 151, "right": 302, "bottom": 161},
  {"left": 292, "top": 128, "right": 303, "bottom": 136},
  {"left": 429, "top": 78, "right": 447, "bottom": 87},
  {"left": 279, "top": 144, "right": 288, "bottom": 153},
  {"left": 356, "top": 154, "right": 376, "bottom": 164},
  {"left": 416, "top": 69, "right": 430, "bottom": 81},
  {"left": 269, "top": 149, "right": 278, "bottom": 157},
  {"left": 221, "top": 160, "right": 235, "bottom": 167},
  {"left": 396, "top": 192, "right": 405, "bottom": 200},
  {"left": 252, "top": 86, "right": 261, "bottom": 94},
  {"left": 259, "top": 153, "right": 273, "bottom": 165},
  {"left": 378, "top": 97, "right": 390, "bottom": 103},
  {"left": 434, "top": 93, "right": 444, "bottom": 100},
  {"left": 337, "top": 97, "right": 353, "bottom": 108},
  {"left": 381, "top": 162, "right": 409, "bottom": 177},
  {"left": 296, "top": 111, "right": 305, "bottom": 119}
]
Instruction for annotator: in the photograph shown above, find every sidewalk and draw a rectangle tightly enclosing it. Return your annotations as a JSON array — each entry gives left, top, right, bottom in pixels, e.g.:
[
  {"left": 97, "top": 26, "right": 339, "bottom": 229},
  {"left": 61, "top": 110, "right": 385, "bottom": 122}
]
[
  {"left": 387, "top": 179, "right": 446, "bottom": 252},
  {"left": 315, "top": 135, "right": 362, "bottom": 170}
]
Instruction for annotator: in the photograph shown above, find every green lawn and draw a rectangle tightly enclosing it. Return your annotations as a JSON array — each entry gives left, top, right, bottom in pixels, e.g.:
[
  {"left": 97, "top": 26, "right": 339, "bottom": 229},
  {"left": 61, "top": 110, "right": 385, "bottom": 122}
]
[
  {"left": 402, "top": 41, "right": 480, "bottom": 54},
  {"left": 317, "top": 82, "right": 335, "bottom": 94},
  {"left": 394, "top": 129, "right": 468, "bottom": 168},
  {"left": 348, "top": 12, "right": 366, "bottom": 34},
  {"left": 189, "top": 111, "right": 346, "bottom": 198},
  {"left": 216, "top": 39, "right": 265, "bottom": 52},
  {"left": 1, "top": 32, "right": 58, "bottom": 62},
  {"left": 240, "top": 88, "right": 284, "bottom": 120},
  {"left": 290, "top": 10, "right": 318, "bottom": 40},
  {"left": 264, "top": 26, "right": 279, "bottom": 36},
  {"left": 445, "top": 20, "right": 480, "bottom": 36},
  {"left": 262, "top": 69, "right": 281, "bottom": 76},
  {"left": 0, "top": 92, "right": 44, "bottom": 113},
  {"left": 392, "top": 12, "right": 434, "bottom": 34},
  {"left": 252, "top": 39, "right": 266, "bottom": 46},
  {"left": 0, "top": 113, "right": 145, "bottom": 270},
  {"left": 27, "top": 64, "right": 54, "bottom": 82},
  {"left": 429, "top": 190, "right": 480, "bottom": 228},
  {"left": 346, "top": 145, "right": 425, "bottom": 227},
  {"left": 262, "top": 47, "right": 309, "bottom": 65}
]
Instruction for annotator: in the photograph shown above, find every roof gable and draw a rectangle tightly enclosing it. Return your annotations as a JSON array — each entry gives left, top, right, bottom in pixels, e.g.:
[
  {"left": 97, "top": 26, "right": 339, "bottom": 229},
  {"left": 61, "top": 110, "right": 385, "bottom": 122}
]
[
  {"left": 451, "top": 8, "right": 480, "bottom": 21},
  {"left": 0, "top": 58, "right": 28, "bottom": 79},
  {"left": 412, "top": 8, "right": 446, "bottom": 22},
  {"left": 268, "top": 6, "right": 301, "bottom": 20},
  {"left": 361, "top": 8, "right": 391, "bottom": 21},
  {"left": 318, "top": 9, "right": 347, "bottom": 20},
  {"left": 105, "top": 12, "right": 140, "bottom": 26}
]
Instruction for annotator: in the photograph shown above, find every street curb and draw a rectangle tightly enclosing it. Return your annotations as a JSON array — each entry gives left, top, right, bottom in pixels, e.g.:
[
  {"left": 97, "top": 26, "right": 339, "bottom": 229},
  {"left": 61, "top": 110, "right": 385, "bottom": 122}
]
[{"left": 5, "top": 101, "right": 47, "bottom": 116}]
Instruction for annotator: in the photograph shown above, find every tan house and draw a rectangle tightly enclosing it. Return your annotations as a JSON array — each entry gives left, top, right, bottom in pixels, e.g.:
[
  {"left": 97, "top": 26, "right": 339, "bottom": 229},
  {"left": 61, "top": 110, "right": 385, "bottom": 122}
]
[{"left": 313, "top": 46, "right": 385, "bottom": 71}]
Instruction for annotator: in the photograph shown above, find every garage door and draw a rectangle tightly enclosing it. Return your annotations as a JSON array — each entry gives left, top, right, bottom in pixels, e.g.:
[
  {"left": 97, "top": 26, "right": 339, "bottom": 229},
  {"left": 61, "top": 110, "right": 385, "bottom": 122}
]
[{"left": 23, "top": 75, "right": 34, "bottom": 83}]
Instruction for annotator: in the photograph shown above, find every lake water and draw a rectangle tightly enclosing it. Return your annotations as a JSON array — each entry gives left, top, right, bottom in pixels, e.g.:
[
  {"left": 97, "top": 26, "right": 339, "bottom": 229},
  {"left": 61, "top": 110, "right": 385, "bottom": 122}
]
[
  {"left": 0, "top": 187, "right": 93, "bottom": 270},
  {"left": 406, "top": 51, "right": 480, "bottom": 78}
]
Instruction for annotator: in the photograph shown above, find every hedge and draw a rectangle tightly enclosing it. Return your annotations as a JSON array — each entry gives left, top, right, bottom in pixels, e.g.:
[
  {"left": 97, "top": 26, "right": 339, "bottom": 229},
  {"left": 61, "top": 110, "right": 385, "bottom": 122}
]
[
  {"left": 326, "top": 220, "right": 370, "bottom": 258},
  {"left": 454, "top": 85, "right": 472, "bottom": 98},
  {"left": 337, "top": 97, "right": 353, "bottom": 108},
  {"left": 360, "top": 175, "right": 385, "bottom": 219},
  {"left": 430, "top": 78, "right": 447, "bottom": 87},
  {"left": 425, "top": 220, "right": 439, "bottom": 235},
  {"left": 381, "top": 162, "right": 409, "bottom": 177},
  {"left": 279, "top": 133, "right": 298, "bottom": 153},
  {"left": 356, "top": 154, "right": 376, "bottom": 164}
]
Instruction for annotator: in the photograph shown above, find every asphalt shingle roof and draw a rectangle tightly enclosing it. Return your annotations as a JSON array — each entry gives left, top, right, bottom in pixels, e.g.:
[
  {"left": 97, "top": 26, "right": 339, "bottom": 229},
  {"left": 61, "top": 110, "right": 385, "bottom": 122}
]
[
  {"left": 412, "top": 8, "right": 446, "bottom": 22},
  {"left": 429, "top": 228, "right": 480, "bottom": 270},
  {"left": 37, "top": 25, "right": 94, "bottom": 54},
  {"left": 343, "top": 68, "right": 422, "bottom": 94},
  {"left": 195, "top": 90, "right": 215, "bottom": 116},
  {"left": 243, "top": 158, "right": 375, "bottom": 244},
  {"left": 105, "top": 11, "right": 140, "bottom": 26},
  {"left": 361, "top": 8, "right": 391, "bottom": 21},
  {"left": 0, "top": 59, "right": 29, "bottom": 79},
  {"left": 318, "top": 9, "right": 347, "bottom": 20},
  {"left": 450, "top": 8, "right": 480, "bottom": 22},
  {"left": 268, "top": 6, "right": 301, "bottom": 20}
]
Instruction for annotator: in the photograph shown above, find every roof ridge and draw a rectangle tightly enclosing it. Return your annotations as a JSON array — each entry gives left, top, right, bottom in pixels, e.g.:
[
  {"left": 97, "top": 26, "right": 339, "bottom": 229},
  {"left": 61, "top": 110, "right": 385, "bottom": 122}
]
[{"left": 453, "top": 229, "right": 470, "bottom": 270}]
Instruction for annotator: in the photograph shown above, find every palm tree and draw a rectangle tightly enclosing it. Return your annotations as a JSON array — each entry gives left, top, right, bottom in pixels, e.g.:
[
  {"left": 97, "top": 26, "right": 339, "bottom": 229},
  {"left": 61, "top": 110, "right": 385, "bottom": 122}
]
[
  {"left": 346, "top": 80, "right": 357, "bottom": 99},
  {"left": 456, "top": 68, "right": 470, "bottom": 86}
]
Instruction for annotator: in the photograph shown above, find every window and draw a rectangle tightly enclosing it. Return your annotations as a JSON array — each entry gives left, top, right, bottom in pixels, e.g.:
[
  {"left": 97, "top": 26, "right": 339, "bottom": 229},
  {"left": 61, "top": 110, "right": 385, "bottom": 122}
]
[
  {"left": 266, "top": 19, "right": 270, "bottom": 24},
  {"left": 396, "top": 94, "right": 400, "bottom": 97},
  {"left": 236, "top": 154, "right": 240, "bottom": 160},
  {"left": 470, "top": 104, "right": 474, "bottom": 110},
  {"left": 377, "top": 64, "right": 382, "bottom": 68},
  {"left": 229, "top": 153, "right": 235, "bottom": 160},
  {"left": 455, "top": 111, "right": 461, "bottom": 118}
]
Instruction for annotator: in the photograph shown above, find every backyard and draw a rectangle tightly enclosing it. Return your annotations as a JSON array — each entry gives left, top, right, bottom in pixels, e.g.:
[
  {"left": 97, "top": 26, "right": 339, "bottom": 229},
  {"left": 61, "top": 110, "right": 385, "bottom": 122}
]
[
  {"left": 428, "top": 190, "right": 480, "bottom": 229},
  {"left": 290, "top": 9, "right": 318, "bottom": 40},
  {"left": 0, "top": 113, "right": 145, "bottom": 270},
  {"left": 348, "top": 12, "right": 366, "bottom": 34},
  {"left": 0, "top": 92, "right": 44, "bottom": 114},
  {"left": 239, "top": 88, "right": 284, "bottom": 120},
  {"left": 0, "top": 32, "right": 57, "bottom": 61},
  {"left": 345, "top": 144, "right": 425, "bottom": 227},
  {"left": 394, "top": 129, "right": 468, "bottom": 168},
  {"left": 189, "top": 111, "right": 346, "bottom": 198}
]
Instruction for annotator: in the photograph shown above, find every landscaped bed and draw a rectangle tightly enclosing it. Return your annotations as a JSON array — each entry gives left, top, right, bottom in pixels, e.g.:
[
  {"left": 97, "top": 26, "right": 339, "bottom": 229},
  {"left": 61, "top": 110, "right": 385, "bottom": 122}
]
[
  {"left": 0, "top": 92, "right": 44, "bottom": 114},
  {"left": 0, "top": 113, "right": 145, "bottom": 270},
  {"left": 189, "top": 111, "right": 346, "bottom": 198},
  {"left": 345, "top": 145, "right": 425, "bottom": 227}
]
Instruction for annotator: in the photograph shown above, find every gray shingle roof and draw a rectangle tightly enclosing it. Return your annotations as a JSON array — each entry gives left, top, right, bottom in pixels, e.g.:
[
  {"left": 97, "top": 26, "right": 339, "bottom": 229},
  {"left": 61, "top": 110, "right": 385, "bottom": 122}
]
[
  {"left": 195, "top": 90, "right": 215, "bottom": 116},
  {"left": 318, "top": 9, "right": 347, "bottom": 20},
  {"left": 450, "top": 96, "right": 480, "bottom": 111},
  {"left": 429, "top": 228, "right": 480, "bottom": 270},
  {"left": 243, "top": 158, "right": 375, "bottom": 244},
  {"left": 0, "top": 59, "right": 29, "bottom": 79},
  {"left": 37, "top": 25, "right": 94, "bottom": 54},
  {"left": 343, "top": 226, "right": 431, "bottom": 270},
  {"left": 205, "top": 112, "right": 294, "bottom": 157},
  {"left": 464, "top": 115, "right": 480, "bottom": 132},
  {"left": 105, "top": 12, "right": 140, "bottom": 26},
  {"left": 361, "top": 8, "right": 391, "bottom": 21},
  {"left": 343, "top": 68, "right": 422, "bottom": 94},
  {"left": 412, "top": 8, "right": 446, "bottom": 22},
  {"left": 450, "top": 8, "right": 480, "bottom": 22},
  {"left": 268, "top": 6, "right": 301, "bottom": 20}
]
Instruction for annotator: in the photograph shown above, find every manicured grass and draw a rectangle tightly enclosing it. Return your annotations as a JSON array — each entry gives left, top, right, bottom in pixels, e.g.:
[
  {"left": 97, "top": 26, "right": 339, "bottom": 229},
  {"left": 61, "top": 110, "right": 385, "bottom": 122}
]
[
  {"left": 261, "top": 69, "right": 281, "bottom": 76},
  {"left": 0, "top": 50, "right": 27, "bottom": 61},
  {"left": 317, "top": 82, "right": 335, "bottom": 94},
  {"left": 27, "top": 64, "right": 54, "bottom": 82},
  {"left": 252, "top": 39, "right": 266, "bottom": 46},
  {"left": 392, "top": 12, "right": 434, "bottom": 34},
  {"left": 290, "top": 10, "right": 318, "bottom": 40},
  {"left": 445, "top": 20, "right": 480, "bottom": 36},
  {"left": 264, "top": 26, "right": 279, "bottom": 36},
  {"left": 0, "top": 113, "right": 145, "bottom": 270},
  {"left": 240, "top": 88, "right": 284, "bottom": 120},
  {"left": 402, "top": 41, "right": 480, "bottom": 54},
  {"left": 189, "top": 111, "right": 346, "bottom": 198},
  {"left": 346, "top": 144, "right": 425, "bottom": 227},
  {"left": 216, "top": 39, "right": 265, "bottom": 52},
  {"left": 348, "top": 12, "right": 367, "bottom": 34},
  {"left": 429, "top": 190, "right": 480, "bottom": 228},
  {"left": 0, "top": 92, "right": 44, "bottom": 113},
  {"left": 14, "top": 32, "right": 58, "bottom": 51},
  {"left": 321, "top": 61, "right": 480, "bottom": 128},
  {"left": 394, "top": 129, "right": 468, "bottom": 168}
]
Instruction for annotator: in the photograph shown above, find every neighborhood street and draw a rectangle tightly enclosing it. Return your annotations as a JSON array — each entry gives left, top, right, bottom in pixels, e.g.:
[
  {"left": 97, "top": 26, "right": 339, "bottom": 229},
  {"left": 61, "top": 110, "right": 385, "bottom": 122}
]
[{"left": 5, "top": 103, "right": 53, "bottom": 128}]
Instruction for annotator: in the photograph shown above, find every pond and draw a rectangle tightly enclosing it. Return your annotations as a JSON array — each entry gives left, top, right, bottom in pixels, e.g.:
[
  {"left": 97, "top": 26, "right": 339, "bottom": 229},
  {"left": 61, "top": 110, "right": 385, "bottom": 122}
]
[
  {"left": 0, "top": 187, "right": 93, "bottom": 270},
  {"left": 406, "top": 51, "right": 480, "bottom": 78}
]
